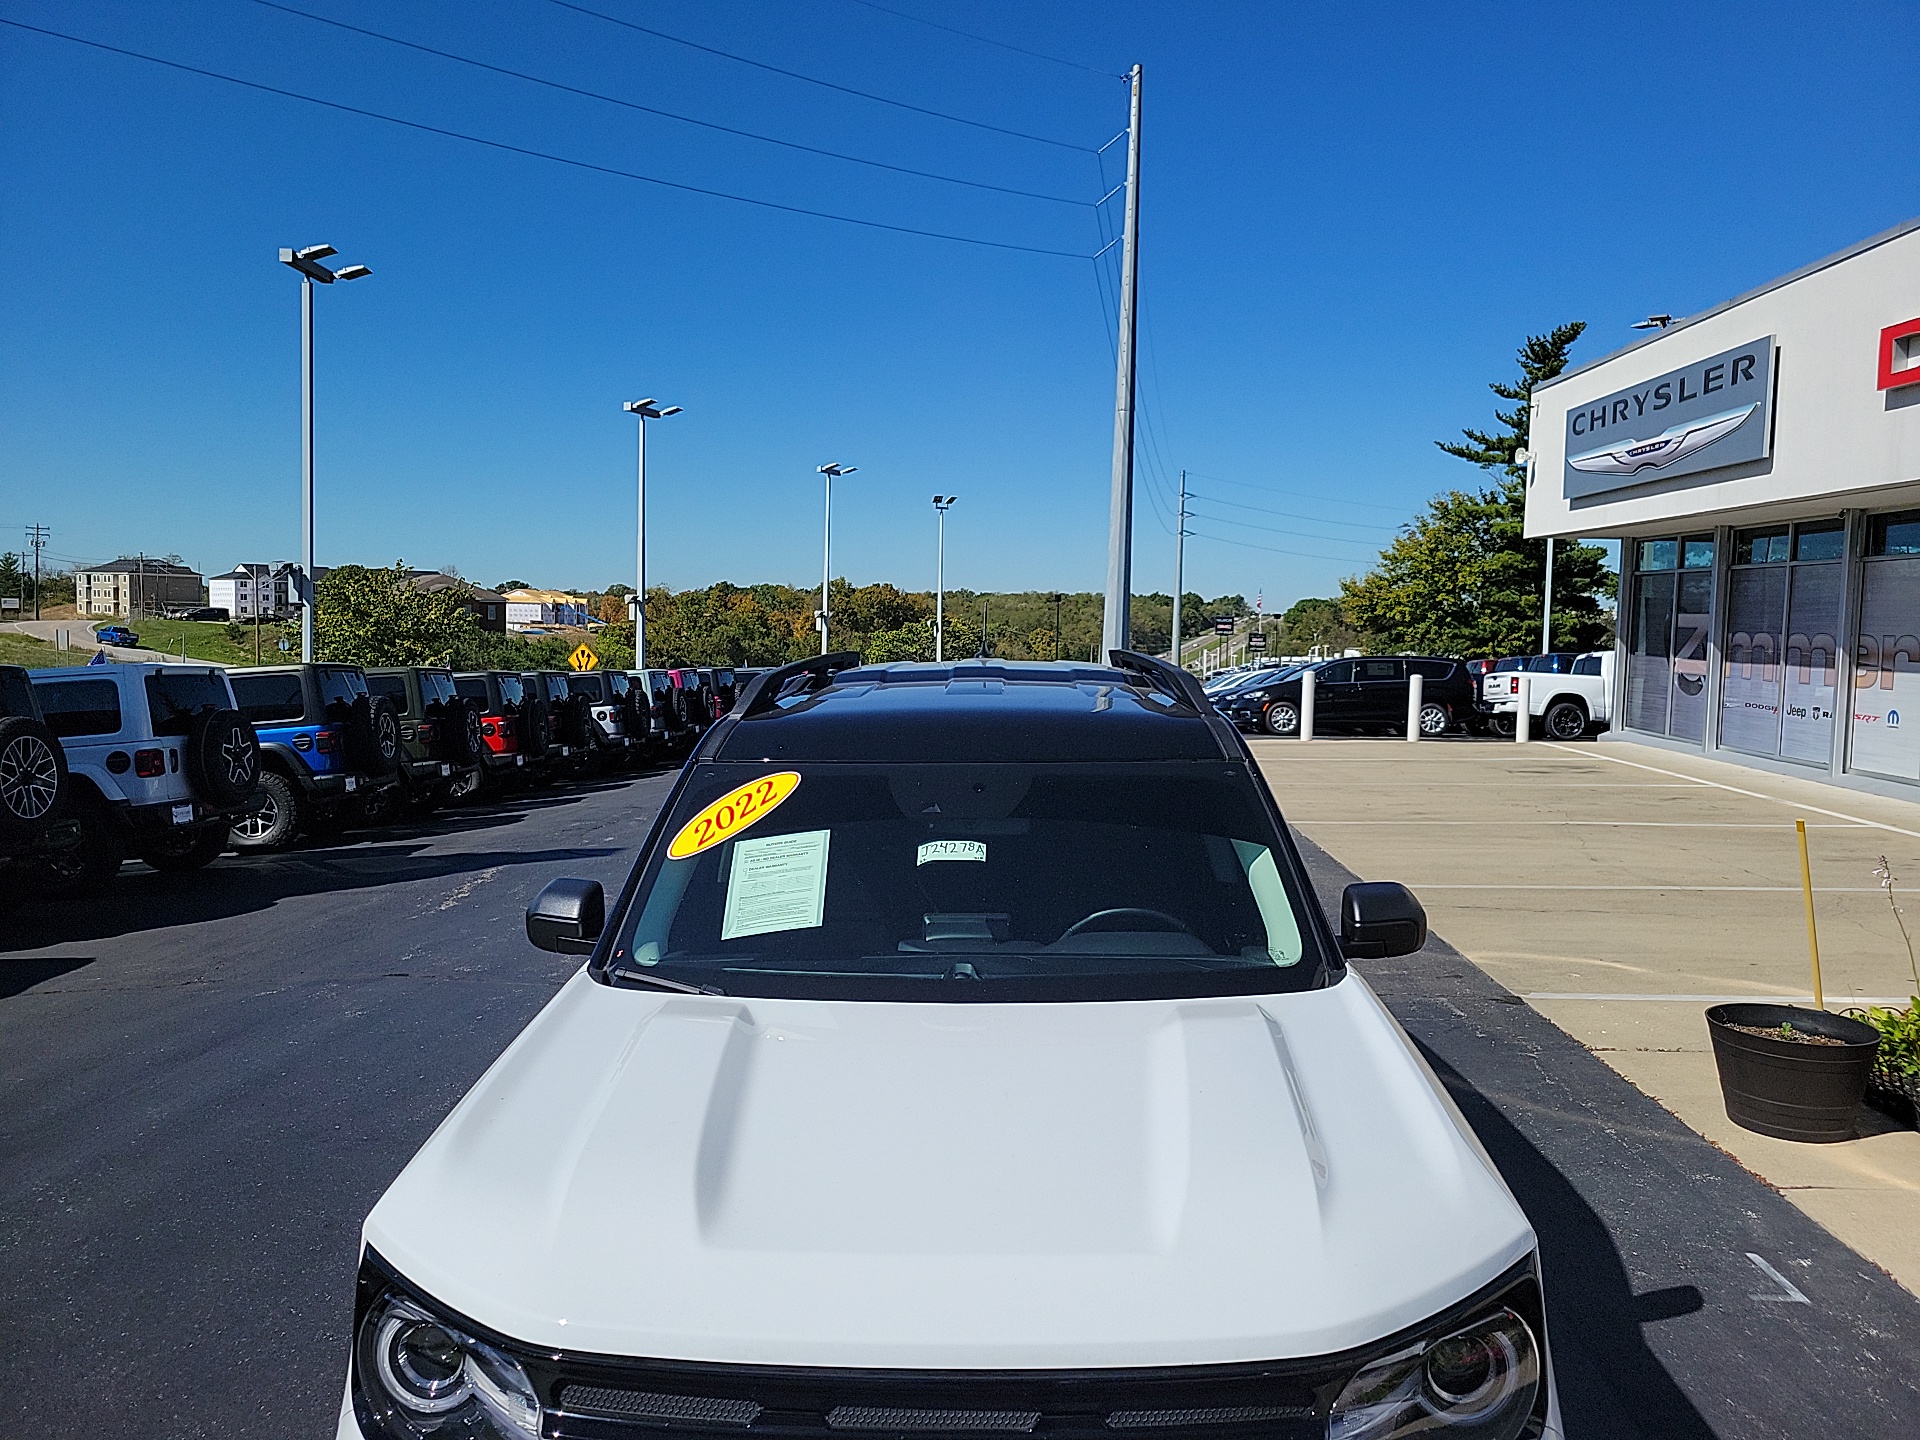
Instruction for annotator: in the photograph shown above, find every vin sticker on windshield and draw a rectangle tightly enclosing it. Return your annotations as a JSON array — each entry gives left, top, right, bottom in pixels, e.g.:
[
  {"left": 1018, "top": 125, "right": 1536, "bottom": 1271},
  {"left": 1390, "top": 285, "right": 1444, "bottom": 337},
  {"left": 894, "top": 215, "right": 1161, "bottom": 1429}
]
[
  {"left": 668, "top": 772, "right": 802, "bottom": 860},
  {"left": 917, "top": 839, "right": 986, "bottom": 865}
]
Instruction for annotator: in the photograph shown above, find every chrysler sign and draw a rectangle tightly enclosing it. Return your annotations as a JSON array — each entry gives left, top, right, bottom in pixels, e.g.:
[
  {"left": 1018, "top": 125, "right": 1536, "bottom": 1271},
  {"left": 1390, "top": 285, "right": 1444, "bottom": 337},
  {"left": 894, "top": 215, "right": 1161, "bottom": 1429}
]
[{"left": 1563, "top": 337, "right": 1774, "bottom": 499}]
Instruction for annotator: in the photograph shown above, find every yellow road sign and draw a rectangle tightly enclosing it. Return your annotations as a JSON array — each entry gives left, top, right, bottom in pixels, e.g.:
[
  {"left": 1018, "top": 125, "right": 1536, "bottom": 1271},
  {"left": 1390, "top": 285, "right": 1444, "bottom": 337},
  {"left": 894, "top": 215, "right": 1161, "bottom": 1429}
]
[{"left": 568, "top": 643, "right": 599, "bottom": 672}]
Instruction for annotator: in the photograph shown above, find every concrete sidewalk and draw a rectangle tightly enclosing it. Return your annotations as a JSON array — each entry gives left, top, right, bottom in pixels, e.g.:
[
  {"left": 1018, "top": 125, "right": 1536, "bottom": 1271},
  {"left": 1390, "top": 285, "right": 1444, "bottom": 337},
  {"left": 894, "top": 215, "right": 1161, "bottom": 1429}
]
[{"left": 1253, "top": 733, "right": 1920, "bottom": 1296}]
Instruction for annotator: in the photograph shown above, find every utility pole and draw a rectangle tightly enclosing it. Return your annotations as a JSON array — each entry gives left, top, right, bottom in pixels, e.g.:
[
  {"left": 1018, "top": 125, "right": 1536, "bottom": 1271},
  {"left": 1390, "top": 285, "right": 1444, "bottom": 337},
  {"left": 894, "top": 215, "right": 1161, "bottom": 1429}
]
[
  {"left": 1051, "top": 593, "right": 1064, "bottom": 660},
  {"left": 933, "top": 495, "right": 956, "bottom": 662},
  {"left": 1101, "top": 63, "right": 1144, "bottom": 662},
  {"left": 1171, "top": 468, "right": 1188, "bottom": 667},
  {"left": 981, "top": 596, "right": 990, "bottom": 658},
  {"left": 25, "top": 524, "right": 48, "bottom": 621}
]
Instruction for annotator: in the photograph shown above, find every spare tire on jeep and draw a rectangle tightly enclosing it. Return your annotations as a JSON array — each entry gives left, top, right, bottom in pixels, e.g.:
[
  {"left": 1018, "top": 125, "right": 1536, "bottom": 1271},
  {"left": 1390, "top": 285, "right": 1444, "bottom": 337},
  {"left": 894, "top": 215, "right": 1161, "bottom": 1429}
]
[
  {"left": 451, "top": 697, "right": 485, "bottom": 765},
  {"left": 184, "top": 709, "right": 260, "bottom": 810},
  {"left": 560, "top": 692, "right": 594, "bottom": 750},
  {"left": 519, "top": 690, "right": 550, "bottom": 758},
  {"left": 348, "top": 693, "right": 402, "bottom": 776},
  {"left": 0, "top": 714, "right": 67, "bottom": 846}
]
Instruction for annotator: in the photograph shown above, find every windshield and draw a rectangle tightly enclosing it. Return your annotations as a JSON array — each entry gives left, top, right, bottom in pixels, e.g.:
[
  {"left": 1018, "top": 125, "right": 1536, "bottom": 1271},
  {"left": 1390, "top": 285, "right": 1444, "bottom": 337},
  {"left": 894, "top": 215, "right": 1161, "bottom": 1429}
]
[{"left": 607, "top": 760, "right": 1329, "bottom": 1003}]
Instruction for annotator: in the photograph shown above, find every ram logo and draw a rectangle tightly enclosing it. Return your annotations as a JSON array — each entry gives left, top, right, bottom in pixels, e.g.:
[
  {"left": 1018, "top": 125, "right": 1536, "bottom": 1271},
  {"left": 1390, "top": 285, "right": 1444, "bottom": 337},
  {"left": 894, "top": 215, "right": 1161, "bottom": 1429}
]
[{"left": 1568, "top": 403, "right": 1758, "bottom": 477}]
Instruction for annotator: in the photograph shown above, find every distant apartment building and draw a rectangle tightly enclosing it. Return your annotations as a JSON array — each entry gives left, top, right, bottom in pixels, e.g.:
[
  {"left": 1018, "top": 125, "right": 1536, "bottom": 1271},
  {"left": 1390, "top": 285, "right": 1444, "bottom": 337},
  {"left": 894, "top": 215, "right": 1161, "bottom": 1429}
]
[
  {"left": 207, "top": 561, "right": 312, "bottom": 620},
  {"left": 76, "top": 559, "right": 204, "bottom": 618},
  {"left": 406, "top": 571, "right": 508, "bottom": 633},
  {"left": 502, "top": 588, "right": 592, "bottom": 629}
]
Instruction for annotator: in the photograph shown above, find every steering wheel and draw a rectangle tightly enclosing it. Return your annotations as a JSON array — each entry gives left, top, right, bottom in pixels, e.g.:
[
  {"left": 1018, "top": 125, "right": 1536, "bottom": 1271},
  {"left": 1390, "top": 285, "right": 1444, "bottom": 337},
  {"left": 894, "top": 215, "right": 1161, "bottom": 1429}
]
[{"left": 1060, "top": 907, "right": 1194, "bottom": 938}]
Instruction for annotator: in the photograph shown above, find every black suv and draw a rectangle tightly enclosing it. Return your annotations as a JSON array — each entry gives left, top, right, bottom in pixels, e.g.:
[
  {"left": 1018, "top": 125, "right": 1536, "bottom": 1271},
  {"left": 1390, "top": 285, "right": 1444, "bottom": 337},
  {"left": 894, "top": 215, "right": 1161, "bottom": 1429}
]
[
  {"left": 365, "top": 667, "right": 484, "bottom": 810},
  {"left": 0, "top": 664, "right": 74, "bottom": 889},
  {"left": 1217, "top": 656, "right": 1474, "bottom": 737},
  {"left": 227, "top": 664, "right": 401, "bottom": 849}
]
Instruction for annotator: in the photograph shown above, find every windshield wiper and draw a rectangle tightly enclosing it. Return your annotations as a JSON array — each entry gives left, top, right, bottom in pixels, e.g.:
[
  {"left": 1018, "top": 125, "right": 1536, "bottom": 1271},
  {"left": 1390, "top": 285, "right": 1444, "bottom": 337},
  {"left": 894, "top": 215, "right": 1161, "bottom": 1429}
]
[{"left": 609, "top": 964, "right": 725, "bottom": 996}]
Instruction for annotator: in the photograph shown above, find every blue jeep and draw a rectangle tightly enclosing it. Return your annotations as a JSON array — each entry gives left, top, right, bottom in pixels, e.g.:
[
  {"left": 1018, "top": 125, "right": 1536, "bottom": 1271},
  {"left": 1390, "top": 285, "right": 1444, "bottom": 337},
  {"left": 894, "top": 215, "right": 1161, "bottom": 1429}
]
[{"left": 226, "top": 664, "right": 401, "bottom": 849}]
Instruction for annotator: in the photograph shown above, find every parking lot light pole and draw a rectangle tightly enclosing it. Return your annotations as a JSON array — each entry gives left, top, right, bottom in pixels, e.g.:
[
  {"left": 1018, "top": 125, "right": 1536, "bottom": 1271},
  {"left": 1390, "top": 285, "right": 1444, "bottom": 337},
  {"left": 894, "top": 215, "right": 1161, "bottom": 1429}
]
[
  {"left": 932, "top": 495, "right": 956, "bottom": 661},
  {"left": 279, "top": 244, "right": 370, "bottom": 663},
  {"left": 1051, "top": 593, "right": 1065, "bottom": 661},
  {"left": 816, "top": 464, "right": 857, "bottom": 653},
  {"left": 624, "top": 399, "right": 683, "bottom": 671}
]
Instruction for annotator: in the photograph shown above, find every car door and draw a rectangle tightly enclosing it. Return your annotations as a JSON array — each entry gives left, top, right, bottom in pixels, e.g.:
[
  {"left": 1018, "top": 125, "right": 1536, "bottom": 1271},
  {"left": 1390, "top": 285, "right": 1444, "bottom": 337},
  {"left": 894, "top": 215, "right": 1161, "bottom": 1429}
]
[
  {"left": 1352, "top": 658, "right": 1407, "bottom": 724},
  {"left": 1311, "top": 660, "right": 1360, "bottom": 727}
]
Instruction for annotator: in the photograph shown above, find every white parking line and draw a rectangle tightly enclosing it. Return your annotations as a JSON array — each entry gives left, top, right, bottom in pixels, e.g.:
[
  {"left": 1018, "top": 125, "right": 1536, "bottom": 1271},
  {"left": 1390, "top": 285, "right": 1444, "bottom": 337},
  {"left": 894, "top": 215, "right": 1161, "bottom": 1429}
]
[
  {"left": 1544, "top": 743, "right": 1920, "bottom": 840},
  {"left": 1525, "top": 992, "right": 1914, "bottom": 1004},
  {"left": 1413, "top": 884, "right": 1887, "bottom": 892},
  {"left": 1746, "top": 1253, "right": 1811, "bottom": 1304},
  {"left": 1293, "top": 820, "right": 1868, "bottom": 828}
]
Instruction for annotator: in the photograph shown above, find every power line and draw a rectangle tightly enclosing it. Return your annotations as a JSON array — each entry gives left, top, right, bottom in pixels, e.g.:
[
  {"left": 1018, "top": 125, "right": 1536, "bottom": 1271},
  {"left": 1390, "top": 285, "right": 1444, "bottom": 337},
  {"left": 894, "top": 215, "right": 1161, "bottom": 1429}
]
[
  {"left": 0, "top": 17, "right": 1093, "bottom": 260},
  {"left": 1183, "top": 504, "right": 1383, "bottom": 549},
  {"left": 245, "top": 0, "right": 1089, "bottom": 207},
  {"left": 840, "top": 0, "right": 1125, "bottom": 79},
  {"left": 1185, "top": 490, "right": 1398, "bottom": 532},
  {"left": 1185, "top": 526, "right": 1370, "bottom": 565},
  {"left": 547, "top": 0, "right": 1095, "bottom": 152},
  {"left": 1181, "top": 469, "right": 1412, "bottom": 513}
]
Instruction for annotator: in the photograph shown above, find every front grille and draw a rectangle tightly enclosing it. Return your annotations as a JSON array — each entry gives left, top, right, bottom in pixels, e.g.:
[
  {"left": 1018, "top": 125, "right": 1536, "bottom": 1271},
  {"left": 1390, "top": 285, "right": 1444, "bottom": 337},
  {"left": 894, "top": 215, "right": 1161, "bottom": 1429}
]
[
  {"left": 829, "top": 1408, "right": 1040, "bottom": 1433},
  {"left": 538, "top": 1357, "right": 1325, "bottom": 1440},
  {"left": 1106, "top": 1408, "right": 1313, "bottom": 1429},
  {"left": 563, "top": 1387, "right": 764, "bottom": 1426}
]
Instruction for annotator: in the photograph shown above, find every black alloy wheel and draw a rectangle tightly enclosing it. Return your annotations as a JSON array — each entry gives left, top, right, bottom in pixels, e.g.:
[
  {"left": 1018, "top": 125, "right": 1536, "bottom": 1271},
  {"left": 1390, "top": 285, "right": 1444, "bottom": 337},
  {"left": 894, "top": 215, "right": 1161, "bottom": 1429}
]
[
  {"left": 0, "top": 715, "right": 66, "bottom": 841},
  {"left": 229, "top": 770, "right": 303, "bottom": 850},
  {"left": 30, "top": 792, "right": 123, "bottom": 897},
  {"left": 1263, "top": 699, "right": 1300, "bottom": 737},
  {"left": 1544, "top": 699, "right": 1589, "bottom": 741},
  {"left": 141, "top": 824, "right": 228, "bottom": 872}
]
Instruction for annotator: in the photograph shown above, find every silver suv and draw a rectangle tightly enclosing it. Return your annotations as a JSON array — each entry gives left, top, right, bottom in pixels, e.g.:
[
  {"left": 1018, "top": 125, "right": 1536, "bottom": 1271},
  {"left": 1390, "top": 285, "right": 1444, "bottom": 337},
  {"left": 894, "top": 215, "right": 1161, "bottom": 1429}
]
[{"left": 29, "top": 664, "right": 260, "bottom": 893}]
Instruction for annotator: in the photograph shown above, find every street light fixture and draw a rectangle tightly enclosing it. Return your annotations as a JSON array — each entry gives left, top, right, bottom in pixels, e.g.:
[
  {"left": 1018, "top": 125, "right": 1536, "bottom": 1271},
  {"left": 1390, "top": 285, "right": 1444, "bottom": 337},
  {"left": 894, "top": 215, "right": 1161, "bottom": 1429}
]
[
  {"left": 623, "top": 398, "right": 683, "bottom": 670},
  {"left": 932, "top": 495, "right": 957, "bottom": 661},
  {"left": 278, "top": 242, "right": 371, "bottom": 663},
  {"left": 816, "top": 463, "right": 857, "bottom": 654}
]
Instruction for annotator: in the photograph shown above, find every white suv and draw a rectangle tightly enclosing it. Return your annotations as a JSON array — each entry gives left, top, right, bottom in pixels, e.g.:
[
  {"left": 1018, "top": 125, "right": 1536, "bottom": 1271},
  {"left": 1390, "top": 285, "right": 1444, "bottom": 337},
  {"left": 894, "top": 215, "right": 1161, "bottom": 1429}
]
[
  {"left": 30, "top": 664, "right": 260, "bottom": 893},
  {"left": 341, "top": 655, "right": 1559, "bottom": 1440}
]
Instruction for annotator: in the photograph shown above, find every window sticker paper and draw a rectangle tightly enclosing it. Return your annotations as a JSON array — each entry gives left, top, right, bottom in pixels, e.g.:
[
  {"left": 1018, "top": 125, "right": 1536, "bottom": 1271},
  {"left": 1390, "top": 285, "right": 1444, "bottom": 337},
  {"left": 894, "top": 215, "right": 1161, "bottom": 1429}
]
[
  {"left": 917, "top": 839, "right": 987, "bottom": 866},
  {"left": 721, "top": 829, "right": 831, "bottom": 941}
]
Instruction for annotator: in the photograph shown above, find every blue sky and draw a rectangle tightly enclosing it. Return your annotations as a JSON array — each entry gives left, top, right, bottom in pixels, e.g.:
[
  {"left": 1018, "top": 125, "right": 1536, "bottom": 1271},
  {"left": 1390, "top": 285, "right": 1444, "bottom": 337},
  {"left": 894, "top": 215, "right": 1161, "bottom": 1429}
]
[{"left": 3, "top": 1, "right": 1917, "bottom": 608}]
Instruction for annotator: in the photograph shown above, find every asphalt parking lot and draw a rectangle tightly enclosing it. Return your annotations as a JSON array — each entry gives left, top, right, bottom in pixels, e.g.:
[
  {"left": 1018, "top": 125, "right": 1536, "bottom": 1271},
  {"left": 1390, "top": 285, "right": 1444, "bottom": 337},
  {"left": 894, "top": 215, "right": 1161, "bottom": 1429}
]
[{"left": 5, "top": 746, "right": 1920, "bottom": 1437}]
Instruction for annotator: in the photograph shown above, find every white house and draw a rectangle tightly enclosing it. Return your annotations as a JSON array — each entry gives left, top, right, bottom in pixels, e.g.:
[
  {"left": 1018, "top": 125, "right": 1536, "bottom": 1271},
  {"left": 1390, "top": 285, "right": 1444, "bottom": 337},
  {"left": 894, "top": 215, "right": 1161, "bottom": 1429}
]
[{"left": 502, "top": 588, "right": 593, "bottom": 629}]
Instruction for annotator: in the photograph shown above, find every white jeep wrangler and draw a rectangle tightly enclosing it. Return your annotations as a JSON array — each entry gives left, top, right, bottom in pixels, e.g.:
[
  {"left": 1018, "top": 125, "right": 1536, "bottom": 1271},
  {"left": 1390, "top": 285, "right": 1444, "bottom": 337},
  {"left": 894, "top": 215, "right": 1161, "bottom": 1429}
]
[{"left": 29, "top": 664, "right": 261, "bottom": 893}]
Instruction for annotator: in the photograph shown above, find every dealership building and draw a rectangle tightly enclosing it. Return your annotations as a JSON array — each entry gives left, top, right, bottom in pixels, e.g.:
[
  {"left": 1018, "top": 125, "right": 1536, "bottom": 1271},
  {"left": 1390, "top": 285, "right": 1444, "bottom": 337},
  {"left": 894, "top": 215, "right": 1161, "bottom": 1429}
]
[{"left": 1527, "top": 216, "right": 1920, "bottom": 797}]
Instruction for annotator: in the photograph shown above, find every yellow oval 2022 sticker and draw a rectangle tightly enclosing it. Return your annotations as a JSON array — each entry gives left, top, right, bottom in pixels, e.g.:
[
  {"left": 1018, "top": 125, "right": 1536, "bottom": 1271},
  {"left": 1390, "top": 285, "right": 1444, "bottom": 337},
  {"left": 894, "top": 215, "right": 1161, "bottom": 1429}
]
[{"left": 667, "top": 772, "right": 802, "bottom": 860}]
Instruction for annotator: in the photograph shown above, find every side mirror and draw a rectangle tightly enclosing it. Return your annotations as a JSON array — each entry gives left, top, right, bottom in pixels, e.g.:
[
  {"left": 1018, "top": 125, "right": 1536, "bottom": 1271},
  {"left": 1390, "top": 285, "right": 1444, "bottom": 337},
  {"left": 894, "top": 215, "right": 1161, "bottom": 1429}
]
[
  {"left": 1340, "top": 881, "right": 1427, "bottom": 959},
  {"left": 526, "top": 878, "right": 605, "bottom": 955}
]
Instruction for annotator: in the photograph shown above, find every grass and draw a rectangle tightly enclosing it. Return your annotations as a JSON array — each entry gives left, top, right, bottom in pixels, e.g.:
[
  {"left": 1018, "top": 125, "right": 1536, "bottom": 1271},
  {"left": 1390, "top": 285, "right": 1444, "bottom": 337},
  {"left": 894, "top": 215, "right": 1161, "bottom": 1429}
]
[
  {"left": 116, "top": 617, "right": 294, "bottom": 666},
  {"left": 0, "top": 632, "right": 77, "bottom": 669}
]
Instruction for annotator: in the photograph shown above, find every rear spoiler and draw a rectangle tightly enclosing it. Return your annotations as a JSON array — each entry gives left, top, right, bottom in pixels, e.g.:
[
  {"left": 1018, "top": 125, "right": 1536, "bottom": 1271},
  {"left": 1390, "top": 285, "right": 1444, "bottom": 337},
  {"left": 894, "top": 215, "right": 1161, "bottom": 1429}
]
[
  {"left": 731, "top": 651, "right": 864, "bottom": 721},
  {"left": 1107, "top": 649, "right": 1209, "bottom": 712}
]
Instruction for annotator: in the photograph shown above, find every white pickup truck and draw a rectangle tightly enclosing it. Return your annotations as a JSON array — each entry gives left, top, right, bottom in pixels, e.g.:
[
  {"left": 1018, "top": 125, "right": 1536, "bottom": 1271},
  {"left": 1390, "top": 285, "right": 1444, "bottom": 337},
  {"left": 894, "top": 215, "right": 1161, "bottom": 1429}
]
[{"left": 1483, "top": 650, "right": 1614, "bottom": 740}]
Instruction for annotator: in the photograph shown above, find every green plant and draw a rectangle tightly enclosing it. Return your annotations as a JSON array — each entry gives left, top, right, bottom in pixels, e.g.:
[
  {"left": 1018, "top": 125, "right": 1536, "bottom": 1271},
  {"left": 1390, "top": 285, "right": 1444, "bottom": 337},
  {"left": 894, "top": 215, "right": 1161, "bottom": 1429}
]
[
  {"left": 1867, "top": 856, "right": 1920, "bottom": 1078},
  {"left": 1778, "top": 1021, "right": 1796, "bottom": 1041}
]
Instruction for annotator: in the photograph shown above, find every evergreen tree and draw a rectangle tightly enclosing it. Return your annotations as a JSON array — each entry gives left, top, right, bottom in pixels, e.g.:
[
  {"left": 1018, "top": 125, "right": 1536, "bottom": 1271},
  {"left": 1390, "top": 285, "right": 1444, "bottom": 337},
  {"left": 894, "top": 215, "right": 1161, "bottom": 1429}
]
[{"left": 1342, "top": 323, "right": 1614, "bottom": 656}]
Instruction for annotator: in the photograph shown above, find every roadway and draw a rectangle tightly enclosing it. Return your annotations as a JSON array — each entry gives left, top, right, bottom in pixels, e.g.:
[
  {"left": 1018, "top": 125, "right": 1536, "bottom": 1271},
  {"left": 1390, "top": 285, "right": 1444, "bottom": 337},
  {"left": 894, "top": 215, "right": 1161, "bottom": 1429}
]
[{"left": 4, "top": 757, "right": 1919, "bottom": 1437}]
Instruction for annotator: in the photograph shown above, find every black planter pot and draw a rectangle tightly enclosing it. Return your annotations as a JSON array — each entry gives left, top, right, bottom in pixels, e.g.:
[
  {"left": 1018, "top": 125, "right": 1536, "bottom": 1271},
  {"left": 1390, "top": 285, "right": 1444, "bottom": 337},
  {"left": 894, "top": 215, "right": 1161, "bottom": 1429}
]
[{"left": 1706, "top": 1003, "right": 1880, "bottom": 1143}]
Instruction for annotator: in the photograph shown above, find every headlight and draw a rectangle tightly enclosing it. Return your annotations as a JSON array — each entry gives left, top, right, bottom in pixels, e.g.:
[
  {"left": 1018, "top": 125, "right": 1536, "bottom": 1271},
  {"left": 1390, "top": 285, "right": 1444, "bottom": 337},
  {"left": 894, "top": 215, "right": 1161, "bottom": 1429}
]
[
  {"left": 1329, "top": 1305, "right": 1541, "bottom": 1439},
  {"left": 355, "top": 1287, "right": 541, "bottom": 1438}
]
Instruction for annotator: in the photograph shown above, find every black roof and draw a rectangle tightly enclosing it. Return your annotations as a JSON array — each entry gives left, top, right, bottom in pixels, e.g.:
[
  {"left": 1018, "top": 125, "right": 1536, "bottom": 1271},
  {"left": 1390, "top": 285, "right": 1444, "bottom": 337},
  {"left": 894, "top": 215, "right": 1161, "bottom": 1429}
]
[{"left": 709, "top": 660, "right": 1234, "bottom": 763}]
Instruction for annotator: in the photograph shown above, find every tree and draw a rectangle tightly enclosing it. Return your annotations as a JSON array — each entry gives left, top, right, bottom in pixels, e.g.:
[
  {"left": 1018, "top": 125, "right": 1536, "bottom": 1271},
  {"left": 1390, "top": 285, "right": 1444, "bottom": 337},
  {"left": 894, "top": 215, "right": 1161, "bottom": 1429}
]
[
  {"left": 1341, "top": 323, "right": 1614, "bottom": 656},
  {"left": 314, "top": 561, "right": 484, "bottom": 666},
  {"left": 1279, "top": 597, "right": 1365, "bottom": 653},
  {"left": 495, "top": 579, "right": 528, "bottom": 593},
  {"left": 0, "top": 552, "right": 23, "bottom": 604}
]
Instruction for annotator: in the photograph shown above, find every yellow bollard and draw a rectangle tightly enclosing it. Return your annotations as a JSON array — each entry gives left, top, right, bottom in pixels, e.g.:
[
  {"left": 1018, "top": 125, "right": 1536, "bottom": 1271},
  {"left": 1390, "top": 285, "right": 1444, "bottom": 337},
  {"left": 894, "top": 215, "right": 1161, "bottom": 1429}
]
[{"left": 1796, "top": 818, "right": 1824, "bottom": 1010}]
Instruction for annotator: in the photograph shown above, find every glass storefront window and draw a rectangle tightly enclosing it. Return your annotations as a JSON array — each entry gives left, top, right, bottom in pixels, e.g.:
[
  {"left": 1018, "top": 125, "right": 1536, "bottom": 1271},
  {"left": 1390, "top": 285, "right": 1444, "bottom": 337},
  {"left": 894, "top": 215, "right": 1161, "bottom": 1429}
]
[
  {"left": 1638, "top": 540, "right": 1678, "bottom": 571},
  {"left": 1851, "top": 514, "right": 1920, "bottom": 779},
  {"left": 1735, "top": 526, "right": 1789, "bottom": 565},
  {"left": 1868, "top": 510, "right": 1920, "bottom": 557},
  {"left": 1794, "top": 520, "right": 1845, "bottom": 562},
  {"left": 1723, "top": 519, "right": 1843, "bottom": 762},
  {"left": 1682, "top": 536, "right": 1716, "bottom": 568},
  {"left": 1628, "top": 571, "right": 1674, "bottom": 734},
  {"left": 1627, "top": 538, "right": 1712, "bottom": 741}
]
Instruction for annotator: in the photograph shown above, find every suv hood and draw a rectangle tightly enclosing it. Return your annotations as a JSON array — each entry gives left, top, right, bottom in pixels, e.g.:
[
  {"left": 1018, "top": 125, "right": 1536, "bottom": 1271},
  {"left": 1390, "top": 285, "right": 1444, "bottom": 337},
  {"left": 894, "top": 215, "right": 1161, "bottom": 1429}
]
[{"left": 366, "top": 971, "right": 1532, "bottom": 1369}]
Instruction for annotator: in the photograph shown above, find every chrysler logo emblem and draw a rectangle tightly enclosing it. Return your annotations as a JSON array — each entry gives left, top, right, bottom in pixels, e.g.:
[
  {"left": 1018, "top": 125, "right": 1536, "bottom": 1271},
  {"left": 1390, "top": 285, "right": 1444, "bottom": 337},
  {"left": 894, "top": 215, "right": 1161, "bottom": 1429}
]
[{"left": 1568, "top": 403, "right": 1757, "bottom": 477}]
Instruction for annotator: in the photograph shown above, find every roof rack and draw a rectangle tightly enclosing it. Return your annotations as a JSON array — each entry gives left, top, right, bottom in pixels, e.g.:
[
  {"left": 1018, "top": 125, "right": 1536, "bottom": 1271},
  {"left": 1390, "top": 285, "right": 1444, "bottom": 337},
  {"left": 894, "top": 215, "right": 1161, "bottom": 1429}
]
[
  {"left": 1106, "top": 649, "right": 1209, "bottom": 712},
  {"left": 733, "top": 651, "right": 864, "bottom": 720}
]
